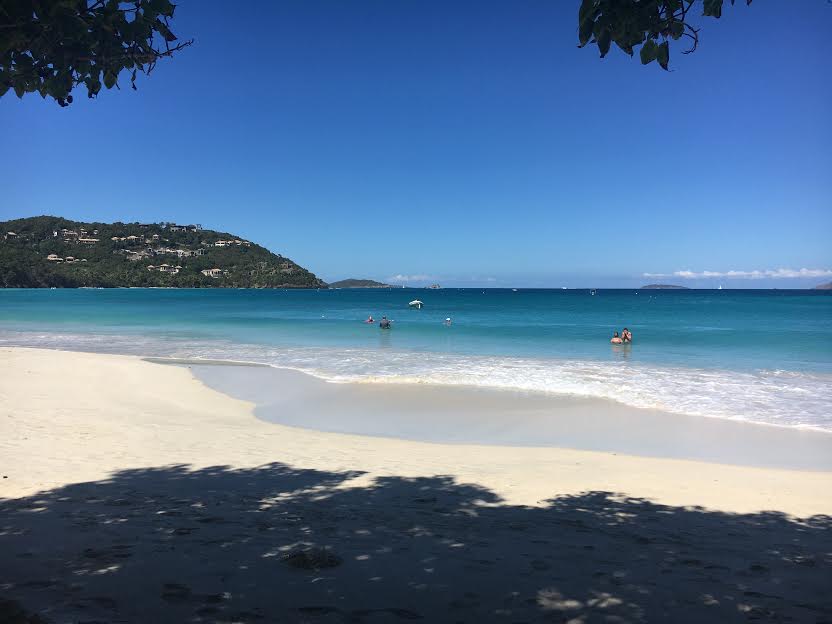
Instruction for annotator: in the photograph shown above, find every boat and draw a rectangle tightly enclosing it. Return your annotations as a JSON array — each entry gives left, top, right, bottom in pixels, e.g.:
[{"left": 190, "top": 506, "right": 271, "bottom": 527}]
[
  {"left": 590, "top": 289, "right": 596, "bottom": 296},
  {"left": 408, "top": 300, "right": 423, "bottom": 309}
]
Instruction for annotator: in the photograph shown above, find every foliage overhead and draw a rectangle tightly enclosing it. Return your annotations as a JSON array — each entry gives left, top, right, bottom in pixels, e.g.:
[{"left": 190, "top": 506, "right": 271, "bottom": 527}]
[
  {"left": 0, "top": 0, "right": 192, "bottom": 106},
  {"left": 578, "top": 0, "right": 752, "bottom": 70}
]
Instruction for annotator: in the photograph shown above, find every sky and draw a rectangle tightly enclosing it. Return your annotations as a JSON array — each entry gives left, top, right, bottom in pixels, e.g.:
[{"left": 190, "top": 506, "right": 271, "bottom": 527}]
[{"left": 2, "top": 1, "right": 830, "bottom": 288}]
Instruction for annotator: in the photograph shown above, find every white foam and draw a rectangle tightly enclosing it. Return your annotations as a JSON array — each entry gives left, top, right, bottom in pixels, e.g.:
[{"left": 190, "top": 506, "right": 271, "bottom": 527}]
[{"left": 3, "top": 330, "right": 831, "bottom": 432}]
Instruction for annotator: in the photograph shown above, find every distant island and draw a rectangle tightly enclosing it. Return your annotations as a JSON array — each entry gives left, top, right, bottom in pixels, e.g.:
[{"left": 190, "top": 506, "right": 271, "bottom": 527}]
[
  {"left": 640, "top": 284, "right": 690, "bottom": 290},
  {"left": 328, "top": 278, "right": 393, "bottom": 289},
  {"left": 0, "top": 216, "right": 325, "bottom": 288},
  {"left": 815, "top": 282, "right": 832, "bottom": 290}
]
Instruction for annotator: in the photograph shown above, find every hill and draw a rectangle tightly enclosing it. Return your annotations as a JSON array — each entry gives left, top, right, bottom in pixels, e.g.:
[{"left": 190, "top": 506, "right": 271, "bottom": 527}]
[
  {"left": 640, "top": 284, "right": 689, "bottom": 290},
  {"left": 328, "top": 278, "right": 392, "bottom": 289},
  {"left": 815, "top": 282, "right": 832, "bottom": 290},
  {"left": 0, "top": 216, "right": 325, "bottom": 289}
]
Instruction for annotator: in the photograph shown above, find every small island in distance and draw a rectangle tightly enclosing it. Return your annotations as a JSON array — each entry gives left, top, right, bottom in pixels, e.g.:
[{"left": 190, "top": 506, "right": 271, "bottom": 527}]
[
  {"left": 328, "top": 278, "right": 393, "bottom": 289},
  {"left": 815, "top": 282, "right": 832, "bottom": 290},
  {"left": 640, "top": 284, "right": 690, "bottom": 290}
]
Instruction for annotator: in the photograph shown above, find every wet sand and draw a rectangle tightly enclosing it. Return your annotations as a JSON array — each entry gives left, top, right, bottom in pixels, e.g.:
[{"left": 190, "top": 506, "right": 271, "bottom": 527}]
[{"left": 192, "top": 363, "right": 832, "bottom": 471}]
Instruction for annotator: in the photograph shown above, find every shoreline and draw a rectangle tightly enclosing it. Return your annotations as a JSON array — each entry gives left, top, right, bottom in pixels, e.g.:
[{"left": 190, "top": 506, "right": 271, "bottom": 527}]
[
  {"left": 3, "top": 346, "right": 831, "bottom": 623},
  {"left": 3, "top": 338, "right": 830, "bottom": 434},
  {"left": 190, "top": 361, "right": 832, "bottom": 472},
  {"left": 2, "top": 346, "right": 831, "bottom": 512}
]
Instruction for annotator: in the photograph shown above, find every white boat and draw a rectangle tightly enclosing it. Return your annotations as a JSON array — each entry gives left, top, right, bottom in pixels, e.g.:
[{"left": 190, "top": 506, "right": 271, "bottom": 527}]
[{"left": 408, "top": 300, "right": 423, "bottom": 309}]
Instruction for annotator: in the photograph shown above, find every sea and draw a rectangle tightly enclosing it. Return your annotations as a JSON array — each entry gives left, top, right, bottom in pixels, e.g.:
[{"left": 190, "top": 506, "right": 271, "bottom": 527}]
[{"left": 1, "top": 288, "right": 830, "bottom": 431}]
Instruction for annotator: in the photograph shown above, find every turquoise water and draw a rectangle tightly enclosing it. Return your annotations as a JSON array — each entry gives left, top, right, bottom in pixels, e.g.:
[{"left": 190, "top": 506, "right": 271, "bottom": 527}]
[{"left": 1, "top": 288, "right": 830, "bottom": 430}]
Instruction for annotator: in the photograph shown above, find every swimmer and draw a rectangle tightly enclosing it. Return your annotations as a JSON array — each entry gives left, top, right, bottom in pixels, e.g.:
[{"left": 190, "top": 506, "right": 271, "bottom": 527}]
[
  {"left": 444, "top": 317, "right": 452, "bottom": 326},
  {"left": 365, "top": 315, "right": 374, "bottom": 323},
  {"left": 379, "top": 316, "right": 391, "bottom": 329},
  {"left": 610, "top": 331, "right": 623, "bottom": 344}
]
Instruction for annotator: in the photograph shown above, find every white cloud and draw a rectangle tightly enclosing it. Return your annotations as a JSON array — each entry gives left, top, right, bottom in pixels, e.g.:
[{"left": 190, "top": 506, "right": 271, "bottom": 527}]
[
  {"left": 643, "top": 268, "right": 832, "bottom": 280},
  {"left": 385, "top": 274, "right": 434, "bottom": 283}
]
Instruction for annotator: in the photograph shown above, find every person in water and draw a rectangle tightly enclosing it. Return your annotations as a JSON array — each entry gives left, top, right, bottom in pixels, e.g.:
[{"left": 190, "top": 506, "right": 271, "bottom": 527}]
[
  {"left": 610, "top": 331, "right": 623, "bottom": 344},
  {"left": 444, "top": 317, "right": 452, "bottom": 326},
  {"left": 379, "top": 316, "right": 391, "bottom": 329},
  {"left": 366, "top": 315, "right": 374, "bottom": 323},
  {"left": 622, "top": 327, "right": 632, "bottom": 343}
]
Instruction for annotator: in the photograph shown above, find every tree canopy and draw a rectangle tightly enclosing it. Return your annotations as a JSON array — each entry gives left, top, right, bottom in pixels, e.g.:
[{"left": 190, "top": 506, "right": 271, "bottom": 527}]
[
  {"left": 1, "top": 0, "right": 754, "bottom": 109},
  {"left": 0, "top": 0, "right": 192, "bottom": 106},
  {"left": 578, "top": 0, "right": 752, "bottom": 70}
]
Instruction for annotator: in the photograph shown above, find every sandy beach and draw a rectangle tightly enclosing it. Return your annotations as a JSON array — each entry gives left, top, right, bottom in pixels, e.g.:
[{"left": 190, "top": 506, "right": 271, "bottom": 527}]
[{"left": 2, "top": 346, "right": 831, "bottom": 623}]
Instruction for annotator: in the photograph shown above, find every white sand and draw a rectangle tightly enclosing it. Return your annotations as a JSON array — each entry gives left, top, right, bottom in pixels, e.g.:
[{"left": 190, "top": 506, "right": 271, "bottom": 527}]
[
  {"left": 2, "top": 347, "right": 830, "bottom": 513},
  {"left": 1, "top": 346, "right": 831, "bottom": 623}
]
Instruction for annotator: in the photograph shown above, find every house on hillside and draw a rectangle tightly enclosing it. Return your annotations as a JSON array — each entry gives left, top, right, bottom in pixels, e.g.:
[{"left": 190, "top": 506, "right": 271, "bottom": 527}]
[
  {"left": 201, "top": 268, "right": 225, "bottom": 278},
  {"left": 147, "top": 264, "right": 180, "bottom": 274},
  {"left": 78, "top": 238, "right": 99, "bottom": 245},
  {"left": 169, "top": 224, "right": 202, "bottom": 232},
  {"left": 46, "top": 254, "right": 63, "bottom": 262}
]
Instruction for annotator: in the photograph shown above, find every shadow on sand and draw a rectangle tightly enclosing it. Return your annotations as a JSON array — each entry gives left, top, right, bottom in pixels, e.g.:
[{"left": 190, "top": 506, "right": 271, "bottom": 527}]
[{"left": 1, "top": 463, "right": 830, "bottom": 623}]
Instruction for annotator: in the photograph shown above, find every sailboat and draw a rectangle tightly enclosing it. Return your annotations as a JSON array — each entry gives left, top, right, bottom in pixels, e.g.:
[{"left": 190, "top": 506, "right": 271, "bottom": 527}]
[{"left": 718, "top": 285, "right": 723, "bottom": 290}]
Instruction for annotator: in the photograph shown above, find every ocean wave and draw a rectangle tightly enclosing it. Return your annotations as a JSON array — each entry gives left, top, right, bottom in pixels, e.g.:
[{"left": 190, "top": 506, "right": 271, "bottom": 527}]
[{"left": 2, "top": 329, "right": 831, "bottom": 432}]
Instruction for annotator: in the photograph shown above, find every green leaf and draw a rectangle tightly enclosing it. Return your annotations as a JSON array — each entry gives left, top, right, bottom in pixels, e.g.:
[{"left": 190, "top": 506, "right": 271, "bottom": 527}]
[
  {"left": 656, "top": 41, "right": 669, "bottom": 70},
  {"left": 578, "top": 17, "right": 595, "bottom": 47},
  {"left": 597, "top": 28, "right": 611, "bottom": 57},
  {"left": 578, "top": 0, "right": 597, "bottom": 24},
  {"left": 640, "top": 39, "right": 658, "bottom": 65},
  {"left": 703, "top": 0, "right": 724, "bottom": 18},
  {"left": 103, "top": 71, "right": 116, "bottom": 89},
  {"left": 670, "top": 20, "right": 684, "bottom": 40},
  {"left": 155, "top": 19, "right": 177, "bottom": 42}
]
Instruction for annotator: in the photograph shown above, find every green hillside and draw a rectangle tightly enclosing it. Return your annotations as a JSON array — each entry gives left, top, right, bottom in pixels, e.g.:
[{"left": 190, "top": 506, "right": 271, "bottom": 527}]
[
  {"left": 328, "top": 278, "right": 393, "bottom": 288},
  {"left": 0, "top": 216, "right": 325, "bottom": 289}
]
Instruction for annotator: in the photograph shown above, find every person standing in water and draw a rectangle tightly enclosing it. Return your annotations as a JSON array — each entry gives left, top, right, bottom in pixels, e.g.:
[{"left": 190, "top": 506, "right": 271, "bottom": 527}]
[
  {"left": 622, "top": 327, "right": 632, "bottom": 343},
  {"left": 444, "top": 317, "right": 452, "bottom": 326},
  {"left": 379, "top": 316, "right": 391, "bottom": 329},
  {"left": 610, "top": 331, "right": 623, "bottom": 344}
]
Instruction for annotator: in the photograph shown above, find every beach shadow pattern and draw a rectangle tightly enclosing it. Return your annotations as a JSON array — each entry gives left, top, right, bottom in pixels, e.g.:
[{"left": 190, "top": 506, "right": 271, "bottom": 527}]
[{"left": 1, "top": 462, "right": 830, "bottom": 623}]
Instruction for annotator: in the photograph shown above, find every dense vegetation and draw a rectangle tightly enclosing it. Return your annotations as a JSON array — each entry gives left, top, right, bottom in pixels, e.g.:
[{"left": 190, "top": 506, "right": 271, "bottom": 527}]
[
  {"left": 328, "top": 279, "right": 392, "bottom": 289},
  {"left": 1, "top": 0, "right": 192, "bottom": 106},
  {"left": 578, "top": 0, "right": 751, "bottom": 70},
  {"left": 2, "top": 1, "right": 752, "bottom": 111},
  {"left": 0, "top": 216, "right": 325, "bottom": 288}
]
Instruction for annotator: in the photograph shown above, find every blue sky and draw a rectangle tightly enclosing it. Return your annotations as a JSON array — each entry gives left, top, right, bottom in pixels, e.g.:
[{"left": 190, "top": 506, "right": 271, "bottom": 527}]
[{"left": 2, "top": 1, "right": 830, "bottom": 287}]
